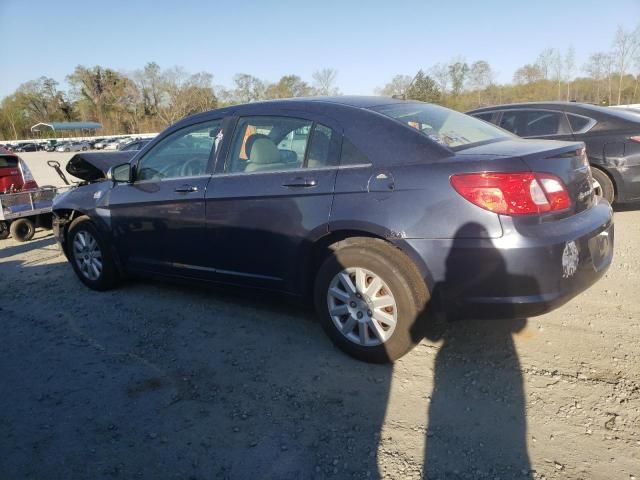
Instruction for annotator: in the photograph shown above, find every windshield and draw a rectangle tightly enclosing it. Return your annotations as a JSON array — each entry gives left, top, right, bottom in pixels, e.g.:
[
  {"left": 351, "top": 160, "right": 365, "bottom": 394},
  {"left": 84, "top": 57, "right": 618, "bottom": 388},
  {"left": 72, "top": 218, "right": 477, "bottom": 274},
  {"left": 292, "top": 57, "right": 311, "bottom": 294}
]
[{"left": 371, "top": 103, "right": 512, "bottom": 150}]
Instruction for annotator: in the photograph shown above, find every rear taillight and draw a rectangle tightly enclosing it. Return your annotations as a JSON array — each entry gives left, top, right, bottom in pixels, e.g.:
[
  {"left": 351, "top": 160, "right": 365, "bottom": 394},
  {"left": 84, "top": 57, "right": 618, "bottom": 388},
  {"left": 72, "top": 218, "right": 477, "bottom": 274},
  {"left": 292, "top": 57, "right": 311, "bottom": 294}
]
[
  {"left": 450, "top": 172, "right": 571, "bottom": 215},
  {"left": 629, "top": 135, "right": 640, "bottom": 143}
]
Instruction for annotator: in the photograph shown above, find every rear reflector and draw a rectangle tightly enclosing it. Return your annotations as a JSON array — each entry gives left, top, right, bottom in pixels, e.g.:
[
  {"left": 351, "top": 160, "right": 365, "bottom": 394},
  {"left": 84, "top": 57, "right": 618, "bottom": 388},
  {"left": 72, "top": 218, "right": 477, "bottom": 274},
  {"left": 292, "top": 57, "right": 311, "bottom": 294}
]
[{"left": 450, "top": 172, "right": 571, "bottom": 215}]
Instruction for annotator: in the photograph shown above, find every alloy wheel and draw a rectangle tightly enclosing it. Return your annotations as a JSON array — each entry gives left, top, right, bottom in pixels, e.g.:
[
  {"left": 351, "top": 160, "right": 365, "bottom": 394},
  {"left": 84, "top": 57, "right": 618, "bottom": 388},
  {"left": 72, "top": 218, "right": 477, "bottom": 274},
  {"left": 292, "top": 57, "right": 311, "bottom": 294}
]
[
  {"left": 73, "top": 230, "right": 103, "bottom": 281},
  {"left": 327, "top": 267, "right": 398, "bottom": 346},
  {"left": 592, "top": 178, "right": 602, "bottom": 199}
]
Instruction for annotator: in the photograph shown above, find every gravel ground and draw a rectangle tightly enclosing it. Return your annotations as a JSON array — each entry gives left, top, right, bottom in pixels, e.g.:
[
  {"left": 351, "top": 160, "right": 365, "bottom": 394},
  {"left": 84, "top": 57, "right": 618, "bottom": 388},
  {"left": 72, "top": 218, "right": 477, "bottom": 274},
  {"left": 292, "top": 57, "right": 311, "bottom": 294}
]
[{"left": 0, "top": 152, "right": 638, "bottom": 479}]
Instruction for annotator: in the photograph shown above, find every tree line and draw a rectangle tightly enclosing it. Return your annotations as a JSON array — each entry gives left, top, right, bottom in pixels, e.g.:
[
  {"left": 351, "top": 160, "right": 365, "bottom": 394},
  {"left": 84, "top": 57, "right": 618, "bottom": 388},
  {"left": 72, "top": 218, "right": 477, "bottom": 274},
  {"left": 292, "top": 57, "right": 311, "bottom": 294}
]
[{"left": 1, "top": 24, "right": 638, "bottom": 140}]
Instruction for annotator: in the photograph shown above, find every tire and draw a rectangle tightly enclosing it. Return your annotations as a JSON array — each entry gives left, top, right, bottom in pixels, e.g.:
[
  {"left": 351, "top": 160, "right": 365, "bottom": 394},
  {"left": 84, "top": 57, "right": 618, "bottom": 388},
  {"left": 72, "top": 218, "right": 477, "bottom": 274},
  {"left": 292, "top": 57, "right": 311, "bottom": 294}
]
[
  {"left": 0, "top": 221, "right": 9, "bottom": 240},
  {"left": 314, "top": 238, "right": 430, "bottom": 363},
  {"left": 591, "top": 167, "right": 615, "bottom": 204},
  {"left": 65, "top": 148, "right": 70, "bottom": 152},
  {"left": 67, "top": 217, "right": 118, "bottom": 290},
  {"left": 10, "top": 218, "right": 35, "bottom": 242}
]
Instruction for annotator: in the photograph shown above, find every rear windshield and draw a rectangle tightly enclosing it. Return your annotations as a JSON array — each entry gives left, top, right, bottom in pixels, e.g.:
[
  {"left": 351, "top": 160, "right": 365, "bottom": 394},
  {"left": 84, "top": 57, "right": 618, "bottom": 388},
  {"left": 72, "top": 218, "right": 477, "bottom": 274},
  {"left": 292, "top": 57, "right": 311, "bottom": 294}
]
[
  {"left": 371, "top": 103, "right": 512, "bottom": 150},
  {"left": 0, "top": 156, "right": 18, "bottom": 168}
]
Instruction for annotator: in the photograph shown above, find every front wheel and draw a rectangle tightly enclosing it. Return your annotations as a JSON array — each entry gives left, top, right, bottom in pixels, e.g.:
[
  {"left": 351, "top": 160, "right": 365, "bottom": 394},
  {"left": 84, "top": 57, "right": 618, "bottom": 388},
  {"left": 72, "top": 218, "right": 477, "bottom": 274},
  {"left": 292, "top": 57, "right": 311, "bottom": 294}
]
[
  {"left": 67, "top": 218, "right": 118, "bottom": 290},
  {"left": 314, "top": 238, "right": 429, "bottom": 363}
]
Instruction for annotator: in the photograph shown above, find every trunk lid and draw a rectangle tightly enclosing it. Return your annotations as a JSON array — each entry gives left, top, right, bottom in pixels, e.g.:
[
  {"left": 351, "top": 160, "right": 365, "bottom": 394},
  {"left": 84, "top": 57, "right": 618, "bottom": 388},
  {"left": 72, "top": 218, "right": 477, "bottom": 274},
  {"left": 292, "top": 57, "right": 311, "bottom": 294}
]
[{"left": 457, "top": 139, "right": 595, "bottom": 215}]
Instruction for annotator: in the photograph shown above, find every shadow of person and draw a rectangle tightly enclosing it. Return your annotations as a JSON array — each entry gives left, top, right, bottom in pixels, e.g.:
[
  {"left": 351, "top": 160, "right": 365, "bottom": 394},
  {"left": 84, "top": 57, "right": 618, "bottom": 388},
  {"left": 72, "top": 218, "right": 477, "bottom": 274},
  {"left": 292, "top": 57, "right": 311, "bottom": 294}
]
[{"left": 415, "top": 222, "right": 536, "bottom": 479}]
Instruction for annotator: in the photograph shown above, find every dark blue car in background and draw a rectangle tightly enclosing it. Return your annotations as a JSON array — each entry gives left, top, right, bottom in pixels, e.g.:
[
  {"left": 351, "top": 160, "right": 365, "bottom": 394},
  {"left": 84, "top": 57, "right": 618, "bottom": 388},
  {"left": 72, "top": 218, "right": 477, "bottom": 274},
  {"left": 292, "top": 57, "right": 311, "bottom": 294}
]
[
  {"left": 468, "top": 101, "right": 640, "bottom": 205},
  {"left": 52, "top": 97, "right": 614, "bottom": 362}
]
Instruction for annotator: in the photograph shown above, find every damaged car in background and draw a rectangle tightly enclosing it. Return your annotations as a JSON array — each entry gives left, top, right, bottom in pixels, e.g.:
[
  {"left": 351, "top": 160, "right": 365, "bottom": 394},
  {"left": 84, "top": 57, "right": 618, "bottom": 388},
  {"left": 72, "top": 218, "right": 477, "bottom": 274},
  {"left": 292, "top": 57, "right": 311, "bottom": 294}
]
[{"left": 52, "top": 97, "right": 614, "bottom": 363}]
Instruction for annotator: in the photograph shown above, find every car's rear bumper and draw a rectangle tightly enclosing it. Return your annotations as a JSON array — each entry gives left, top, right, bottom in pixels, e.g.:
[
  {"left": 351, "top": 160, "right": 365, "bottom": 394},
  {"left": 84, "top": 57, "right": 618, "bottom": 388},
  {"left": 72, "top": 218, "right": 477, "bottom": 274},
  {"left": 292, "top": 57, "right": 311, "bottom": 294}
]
[{"left": 404, "top": 199, "right": 614, "bottom": 319}]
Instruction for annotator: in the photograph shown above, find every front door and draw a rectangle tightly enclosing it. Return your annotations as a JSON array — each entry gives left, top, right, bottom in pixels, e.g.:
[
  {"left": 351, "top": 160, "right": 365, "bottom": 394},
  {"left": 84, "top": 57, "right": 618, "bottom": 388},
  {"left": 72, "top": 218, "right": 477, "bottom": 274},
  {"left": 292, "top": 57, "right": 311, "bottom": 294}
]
[
  {"left": 108, "top": 118, "right": 224, "bottom": 275},
  {"left": 204, "top": 115, "right": 342, "bottom": 291}
]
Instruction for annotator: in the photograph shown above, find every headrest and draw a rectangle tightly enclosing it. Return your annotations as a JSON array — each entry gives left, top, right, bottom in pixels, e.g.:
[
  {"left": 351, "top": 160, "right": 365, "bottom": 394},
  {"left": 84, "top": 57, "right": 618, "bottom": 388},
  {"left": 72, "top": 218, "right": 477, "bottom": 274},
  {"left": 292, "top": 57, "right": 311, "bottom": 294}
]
[
  {"left": 249, "top": 138, "right": 280, "bottom": 164},
  {"left": 245, "top": 133, "right": 270, "bottom": 158}
]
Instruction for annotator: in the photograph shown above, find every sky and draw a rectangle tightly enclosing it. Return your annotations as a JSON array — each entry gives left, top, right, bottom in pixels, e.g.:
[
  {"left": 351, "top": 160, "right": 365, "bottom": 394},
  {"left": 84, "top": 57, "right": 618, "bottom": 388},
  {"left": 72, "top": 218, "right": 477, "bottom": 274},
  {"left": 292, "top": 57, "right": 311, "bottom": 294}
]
[{"left": 1, "top": 0, "right": 639, "bottom": 99}]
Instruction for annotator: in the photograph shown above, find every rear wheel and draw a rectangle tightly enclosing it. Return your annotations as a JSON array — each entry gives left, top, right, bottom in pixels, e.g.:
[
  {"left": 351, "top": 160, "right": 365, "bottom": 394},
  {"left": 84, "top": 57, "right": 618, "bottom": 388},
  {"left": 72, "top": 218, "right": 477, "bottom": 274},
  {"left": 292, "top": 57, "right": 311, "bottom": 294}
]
[
  {"left": 67, "top": 218, "right": 118, "bottom": 290},
  {"left": 314, "top": 238, "right": 429, "bottom": 363},
  {"left": 10, "top": 218, "right": 35, "bottom": 242},
  {"left": 591, "top": 168, "right": 615, "bottom": 204}
]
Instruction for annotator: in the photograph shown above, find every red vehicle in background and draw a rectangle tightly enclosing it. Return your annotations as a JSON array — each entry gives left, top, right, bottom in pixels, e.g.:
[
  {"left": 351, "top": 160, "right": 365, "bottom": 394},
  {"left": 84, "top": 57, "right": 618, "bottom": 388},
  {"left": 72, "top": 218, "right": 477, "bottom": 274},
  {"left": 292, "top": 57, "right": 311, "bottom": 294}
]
[
  {"left": 0, "top": 146, "right": 56, "bottom": 241},
  {"left": 0, "top": 147, "right": 39, "bottom": 193}
]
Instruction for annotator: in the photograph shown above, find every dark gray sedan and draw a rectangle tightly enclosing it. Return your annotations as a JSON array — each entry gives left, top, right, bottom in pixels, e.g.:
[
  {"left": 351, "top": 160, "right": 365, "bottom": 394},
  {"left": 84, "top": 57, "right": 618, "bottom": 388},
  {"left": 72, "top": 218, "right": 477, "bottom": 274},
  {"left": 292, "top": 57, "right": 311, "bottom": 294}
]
[{"left": 52, "top": 97, "right": 613, "bottom": 362}]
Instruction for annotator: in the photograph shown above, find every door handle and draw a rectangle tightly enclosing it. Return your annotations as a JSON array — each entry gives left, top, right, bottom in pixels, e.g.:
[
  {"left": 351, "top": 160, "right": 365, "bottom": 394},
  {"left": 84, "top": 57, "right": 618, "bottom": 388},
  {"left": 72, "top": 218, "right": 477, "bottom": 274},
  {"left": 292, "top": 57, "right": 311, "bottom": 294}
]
[
  {"left": 174, "top": 185, "right": 198, "bottom": 193},
  {"left": 282, "top": 178, "right": 317, "bottom": 188}
]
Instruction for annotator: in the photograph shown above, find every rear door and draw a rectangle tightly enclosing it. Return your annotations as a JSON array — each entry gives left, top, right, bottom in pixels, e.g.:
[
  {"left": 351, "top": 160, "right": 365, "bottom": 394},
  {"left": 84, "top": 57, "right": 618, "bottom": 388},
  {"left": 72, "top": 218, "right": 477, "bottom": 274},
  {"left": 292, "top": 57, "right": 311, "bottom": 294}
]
[
  {"left": 108, "top": 118, "right": 225, "bottom": 275},
  {"left": 204, "top": 114, "right": 342, "bottom": 292}
]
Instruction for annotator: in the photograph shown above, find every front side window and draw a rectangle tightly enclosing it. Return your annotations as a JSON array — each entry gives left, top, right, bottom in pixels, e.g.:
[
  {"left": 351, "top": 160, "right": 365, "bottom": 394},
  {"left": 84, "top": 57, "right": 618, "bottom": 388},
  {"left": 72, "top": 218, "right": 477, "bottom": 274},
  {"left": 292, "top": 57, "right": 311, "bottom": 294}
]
[
  {"left": 136, "top": 119, "right": 222, "bottom": 181},
  {"left": 372, "top": 103, "right": 511, "bottom": 150},
  {"left": 473, "top": 112, "right": 495, "bottom": 123},
  {"left": 499, "top": 111, "right": 522, "bottom": 134},
  {"left": 226, "top": 116, "right": 339, "bottom": 173}
]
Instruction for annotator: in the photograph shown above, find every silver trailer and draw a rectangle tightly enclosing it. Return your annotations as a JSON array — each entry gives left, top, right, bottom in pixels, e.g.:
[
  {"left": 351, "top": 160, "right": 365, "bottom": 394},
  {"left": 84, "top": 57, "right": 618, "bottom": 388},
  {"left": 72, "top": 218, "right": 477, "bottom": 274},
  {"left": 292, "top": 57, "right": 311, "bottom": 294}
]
[{"left": 0, "top": 187, "right": 58, "bottom": 242}]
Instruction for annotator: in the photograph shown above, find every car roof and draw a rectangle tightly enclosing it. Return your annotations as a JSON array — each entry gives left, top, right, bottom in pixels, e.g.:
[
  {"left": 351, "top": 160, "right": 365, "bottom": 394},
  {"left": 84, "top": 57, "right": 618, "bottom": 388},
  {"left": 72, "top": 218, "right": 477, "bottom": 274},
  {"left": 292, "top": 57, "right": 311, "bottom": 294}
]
[
  {"left": 468, "top": 101, "right": 640, "bottom": 123},
  {"left": 468, "top": 101, "right": 600, "bottom": 112},
  {"left": 236, "top": 95, "right": 409, "bottom": 109}
]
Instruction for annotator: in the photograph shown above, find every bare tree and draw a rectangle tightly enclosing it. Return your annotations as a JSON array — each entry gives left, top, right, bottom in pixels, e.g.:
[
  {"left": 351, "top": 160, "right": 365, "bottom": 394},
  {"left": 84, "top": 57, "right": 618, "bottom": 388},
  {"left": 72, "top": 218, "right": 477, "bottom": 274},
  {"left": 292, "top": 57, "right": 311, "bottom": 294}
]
[
  {"left": 468, "top": 61, "right": 494, "bottom": 105},
  {"left": 552, "top": 49, "right": 564, "bottom": 100},
  {"left": 565, "top": 46, "right": 576, "bottom": 100},
  {"left": 583, "top": 52, "right": 609, "bottom": 102},
  {"left": 429, "top": 63, "right": 450, "bottom": 95},
  {"left": 448, "top": 59, "right": 469, "bottom": 96},
  {"left": 232, "top": 74, "right": 266, "bottom": 103},
  {"left": 612, "top": 25, "right": 640, "bottom": 105},
  {"left": 312, "top": 68, "right": 339, "bottom": 96},
  {"left": 604, "top": 52, "right": 615, "bottom": 104},
  {"left": 513, "top": 64, "right": 544, "bottom": 84},
  {"left": 376, "top": 75, "right": 413, "bottom": 97},
  {"left": 535, "top": 48, "right": 555, "bottom": 80}
]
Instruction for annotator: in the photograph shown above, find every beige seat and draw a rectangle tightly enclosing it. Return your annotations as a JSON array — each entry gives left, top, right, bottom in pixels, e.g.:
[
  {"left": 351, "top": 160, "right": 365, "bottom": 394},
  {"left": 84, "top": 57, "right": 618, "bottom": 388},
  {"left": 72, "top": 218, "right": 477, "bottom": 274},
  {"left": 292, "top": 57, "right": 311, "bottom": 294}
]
[{"left": 244, "top": 137, "right": 289, "bottom": 172}]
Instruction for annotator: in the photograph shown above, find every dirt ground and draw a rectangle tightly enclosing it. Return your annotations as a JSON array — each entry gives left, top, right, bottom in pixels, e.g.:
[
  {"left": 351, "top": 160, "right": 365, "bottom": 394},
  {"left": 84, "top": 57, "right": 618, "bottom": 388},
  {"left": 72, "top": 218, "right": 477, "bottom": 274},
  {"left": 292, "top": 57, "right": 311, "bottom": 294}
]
[{"left": 0, "top": 152, "right": 638, "bottom": 479}]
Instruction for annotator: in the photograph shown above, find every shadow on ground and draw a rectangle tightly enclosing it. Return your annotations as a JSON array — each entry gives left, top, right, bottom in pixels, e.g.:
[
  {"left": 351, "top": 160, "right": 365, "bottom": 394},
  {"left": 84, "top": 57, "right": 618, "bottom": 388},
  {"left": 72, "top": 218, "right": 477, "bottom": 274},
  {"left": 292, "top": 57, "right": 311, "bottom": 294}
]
[{"left": 1, "top": 226, "right": 533, "bottom": 479}]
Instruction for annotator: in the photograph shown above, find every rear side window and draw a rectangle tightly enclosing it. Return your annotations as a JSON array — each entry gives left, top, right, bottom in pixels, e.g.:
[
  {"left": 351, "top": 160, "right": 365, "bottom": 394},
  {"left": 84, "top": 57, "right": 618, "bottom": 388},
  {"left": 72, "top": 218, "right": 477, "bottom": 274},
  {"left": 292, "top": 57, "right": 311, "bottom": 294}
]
[
  {"left": 0, "top": 156, "right": 18, "bottom": 168},
  {"left": 340, "top": 137, "right": 371, "bottom": 165},
  {"left": 567, "top": 114, "right": 595, "bottom": 133},
  {"left": 372, "top": 103, "right": 511, "bottom": 150}
]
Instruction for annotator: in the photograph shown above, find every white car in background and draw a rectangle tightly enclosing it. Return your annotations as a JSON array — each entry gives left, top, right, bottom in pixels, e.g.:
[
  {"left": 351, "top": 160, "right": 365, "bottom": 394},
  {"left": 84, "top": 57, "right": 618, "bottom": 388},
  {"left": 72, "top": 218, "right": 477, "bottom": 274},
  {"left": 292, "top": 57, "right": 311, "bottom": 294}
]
[
  {"left": 104, "top": 138, "right": 131, "bottom": 150},
  {"left": 55, "top": 141, "right": 90, "bottom": 152}
]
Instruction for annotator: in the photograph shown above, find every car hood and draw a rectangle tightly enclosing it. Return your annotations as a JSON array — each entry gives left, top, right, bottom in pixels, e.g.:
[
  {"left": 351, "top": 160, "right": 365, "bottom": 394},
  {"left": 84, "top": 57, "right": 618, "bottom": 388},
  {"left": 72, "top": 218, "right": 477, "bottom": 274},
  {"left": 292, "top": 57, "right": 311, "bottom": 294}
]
[{"left": 66, "top": 151, "right": 136, "bottom": 182}]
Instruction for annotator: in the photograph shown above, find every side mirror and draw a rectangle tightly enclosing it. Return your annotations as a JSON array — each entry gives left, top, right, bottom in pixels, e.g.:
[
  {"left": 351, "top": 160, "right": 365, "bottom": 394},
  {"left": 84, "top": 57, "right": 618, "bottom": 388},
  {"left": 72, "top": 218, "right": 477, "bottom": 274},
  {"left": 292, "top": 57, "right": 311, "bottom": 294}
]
[{"left": 107, "top": 163, "right": 132, "bottom": 183}]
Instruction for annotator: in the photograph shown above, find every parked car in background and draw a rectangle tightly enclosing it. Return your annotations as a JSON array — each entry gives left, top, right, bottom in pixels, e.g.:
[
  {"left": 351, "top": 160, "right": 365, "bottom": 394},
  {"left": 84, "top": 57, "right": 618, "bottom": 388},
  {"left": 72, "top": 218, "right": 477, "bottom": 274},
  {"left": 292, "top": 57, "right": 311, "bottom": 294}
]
[
  {"left": 467, "top": 102, "right": 640, "bottom": 204},
  {"left": 0, "top": 147, "right": 38, "bottom": 193},
  {"left": 118, "top": 138, "right": 152, "bottom": 151},
  {"left": 87, "top": 138, "right": 105, "bottom": 149},
  {"left": 94, "top": 138, "right": 119, "bottom": 150},
  {"left": 15, "top": 143, "right": 40, "bottom": 152},
  {"left": 52, "top": 97, "right": 613, "bottom": 363},
  {"left": 55, "top": 141, "right": 90, "bottom": 152}
]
